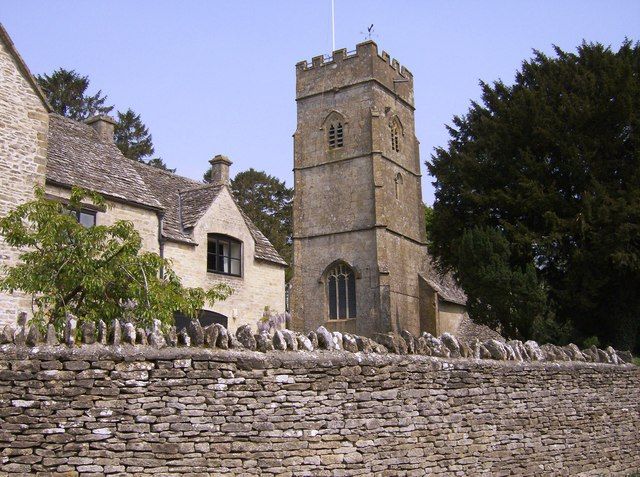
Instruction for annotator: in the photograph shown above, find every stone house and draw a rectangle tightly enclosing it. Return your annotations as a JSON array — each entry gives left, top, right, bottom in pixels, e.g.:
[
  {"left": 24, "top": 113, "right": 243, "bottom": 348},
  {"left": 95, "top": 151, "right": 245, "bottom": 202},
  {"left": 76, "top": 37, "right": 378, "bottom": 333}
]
[
  {"left": 0, "top": 24, "right": 286, "bottom": 330},
  {"left": 291, "top": 41, "right": 472, "bottom": 338}
]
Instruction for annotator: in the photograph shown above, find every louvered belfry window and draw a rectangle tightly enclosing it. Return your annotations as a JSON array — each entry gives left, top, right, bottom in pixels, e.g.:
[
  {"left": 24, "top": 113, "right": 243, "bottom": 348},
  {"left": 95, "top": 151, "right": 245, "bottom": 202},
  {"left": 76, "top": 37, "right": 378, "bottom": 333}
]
[
  {"left": 327, "top": 263, "right": 356, "bottom": 320},
  {"left": 328, "top": 122, "right": 344, "bottom": 149},
  {"left": 390, "top": 120, "right": 400, "bottom": 152}
]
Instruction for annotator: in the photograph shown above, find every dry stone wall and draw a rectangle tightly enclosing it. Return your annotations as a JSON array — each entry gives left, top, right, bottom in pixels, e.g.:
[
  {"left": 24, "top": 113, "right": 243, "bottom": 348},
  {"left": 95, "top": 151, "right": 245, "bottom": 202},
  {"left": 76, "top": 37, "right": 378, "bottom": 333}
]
[{"left": 0, "top": 319, "right": 638, "bottom": 476}]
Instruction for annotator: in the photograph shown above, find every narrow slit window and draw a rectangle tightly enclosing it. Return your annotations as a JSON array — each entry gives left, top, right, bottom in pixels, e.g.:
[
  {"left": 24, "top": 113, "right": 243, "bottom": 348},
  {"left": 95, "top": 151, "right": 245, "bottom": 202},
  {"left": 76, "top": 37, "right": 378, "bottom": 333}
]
[
  {"left": 335, "top": 123, "right": 344, "bottom": 147},
  {"left": 328, "top": 124, "right": 336, "bottom": 148},
  {"left": 394, "top": 172, "right": 403, "bottom": 200}
]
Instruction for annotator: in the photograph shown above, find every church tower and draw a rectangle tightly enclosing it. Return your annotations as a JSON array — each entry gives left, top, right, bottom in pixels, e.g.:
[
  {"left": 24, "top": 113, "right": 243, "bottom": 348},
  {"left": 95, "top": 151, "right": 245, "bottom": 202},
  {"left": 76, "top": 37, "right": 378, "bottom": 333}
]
[{"left": 291, "top": 41, "right": 429, "bottom": 336}]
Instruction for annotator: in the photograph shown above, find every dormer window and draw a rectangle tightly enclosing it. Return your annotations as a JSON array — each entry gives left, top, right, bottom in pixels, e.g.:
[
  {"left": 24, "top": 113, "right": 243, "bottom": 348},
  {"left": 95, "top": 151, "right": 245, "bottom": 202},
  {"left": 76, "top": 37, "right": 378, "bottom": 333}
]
[
  {"left": 207, "top": 234, "right": 242, "bottom": 276},
  {"left": 328, "top": 122, "right": 344, "bottom": 149}
]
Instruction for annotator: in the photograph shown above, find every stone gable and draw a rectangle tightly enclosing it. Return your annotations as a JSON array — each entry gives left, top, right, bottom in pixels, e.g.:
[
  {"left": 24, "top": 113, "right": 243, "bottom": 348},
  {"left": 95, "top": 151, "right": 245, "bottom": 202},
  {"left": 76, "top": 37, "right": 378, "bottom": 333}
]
[{"left": 0, "top": 27, "right": 50, "bottom": 325}]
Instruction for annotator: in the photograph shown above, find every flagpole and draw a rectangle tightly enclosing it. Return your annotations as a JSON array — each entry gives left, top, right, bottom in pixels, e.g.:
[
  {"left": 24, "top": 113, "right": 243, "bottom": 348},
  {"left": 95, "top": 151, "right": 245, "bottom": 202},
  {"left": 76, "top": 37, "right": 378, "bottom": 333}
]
[{"left": 331, "top": 0, "right": 336, "bottom": 52}]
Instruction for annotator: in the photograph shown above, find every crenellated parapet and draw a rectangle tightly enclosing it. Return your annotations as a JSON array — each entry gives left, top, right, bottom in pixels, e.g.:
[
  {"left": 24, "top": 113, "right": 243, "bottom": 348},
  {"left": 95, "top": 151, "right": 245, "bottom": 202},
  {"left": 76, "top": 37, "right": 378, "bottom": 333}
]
[
  {"left": 296, "top": 41, "right": 413, "bottom": 78},
  {"left": 295, "top": 41, "right": 415, "bottom": 106}
]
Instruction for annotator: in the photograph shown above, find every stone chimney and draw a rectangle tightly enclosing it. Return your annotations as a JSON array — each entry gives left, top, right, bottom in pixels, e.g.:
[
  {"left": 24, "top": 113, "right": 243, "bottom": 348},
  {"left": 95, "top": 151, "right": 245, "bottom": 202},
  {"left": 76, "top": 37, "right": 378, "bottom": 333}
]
[
  {"left": 85, "top": 115, "right": 116, "bottom": 143},
  {"left": 209, "top": 155, "right": 232, "bottom": 186}
]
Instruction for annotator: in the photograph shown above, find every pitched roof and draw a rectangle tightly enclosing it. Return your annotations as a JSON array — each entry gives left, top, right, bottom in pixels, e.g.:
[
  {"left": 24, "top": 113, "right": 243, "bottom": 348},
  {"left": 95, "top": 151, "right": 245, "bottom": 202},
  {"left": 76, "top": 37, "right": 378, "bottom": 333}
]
[
  {"left": 47, "top": 115, "right": 162, "bottom": 210},
  {"left": 237, "top": 207, "right": 288, "bottom": 266},
  {"left": 179, "top": 184, "right": 224, "bottom": 229},
  {"left": 455, "top": 313, "right": 504, "bottom": 343},
  {"left": 45, "top": 114, "right": 287, "bottom": 266},
  {"left": 420, "top": 255, "right": 468, "bottom": 306}
]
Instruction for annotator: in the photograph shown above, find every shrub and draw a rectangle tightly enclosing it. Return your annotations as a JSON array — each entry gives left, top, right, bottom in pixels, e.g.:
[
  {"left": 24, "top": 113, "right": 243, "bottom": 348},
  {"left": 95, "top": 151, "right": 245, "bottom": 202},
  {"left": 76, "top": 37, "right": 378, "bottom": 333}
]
[{"left": 0, "top": 187, "right": 232, "bottom": 332}]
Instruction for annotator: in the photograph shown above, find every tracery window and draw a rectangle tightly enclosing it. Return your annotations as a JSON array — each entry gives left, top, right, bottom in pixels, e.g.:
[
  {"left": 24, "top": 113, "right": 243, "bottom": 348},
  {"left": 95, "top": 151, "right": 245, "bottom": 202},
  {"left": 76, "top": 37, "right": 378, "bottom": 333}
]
[
  {"left": 326, "top": 263, "right": 356, "bottom": 320},
  {"left": 328, "top": 122, "right": 344, "bottom": 149}
]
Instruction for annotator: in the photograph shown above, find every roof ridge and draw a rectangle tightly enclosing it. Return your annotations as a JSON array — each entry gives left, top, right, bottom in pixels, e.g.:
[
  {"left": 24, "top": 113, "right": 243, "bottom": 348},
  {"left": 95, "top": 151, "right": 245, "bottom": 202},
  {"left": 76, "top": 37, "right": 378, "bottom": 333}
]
[
  {"left": 130, "top": 157, "right": 202, "bottom": 184},
  {"left": 179, "top": 182, "right": 223, "bottom": 194},
  {"left": 50, "top": 113, "right": 204, "bottom": 187}
]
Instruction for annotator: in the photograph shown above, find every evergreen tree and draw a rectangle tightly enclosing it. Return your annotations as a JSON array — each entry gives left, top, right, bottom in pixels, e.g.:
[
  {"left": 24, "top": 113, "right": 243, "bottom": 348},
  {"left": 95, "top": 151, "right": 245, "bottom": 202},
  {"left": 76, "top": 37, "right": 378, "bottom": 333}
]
[
  {"left": 114, "top": 109, "right": 154, "bottom": 162},
  {"left": 146, "top": 157, "right": 176, "bottom": 173},
  {"left": 228, "top": 169, "right": 293, "bottom": 280},
  {"left": 37, "top": 68, "right": 113, "bottom": 120},
  {"left": 113, "top": 109, "right": 175, "bottom": 171},
  {"left": 428, "top": 40, "right": 640, "bottom": 350},
  {"left": 424, "top": 204, "right": 434, "bottom": 239},
  {"left": 39, "top": 69, "right": 173, "bottom": 172}
]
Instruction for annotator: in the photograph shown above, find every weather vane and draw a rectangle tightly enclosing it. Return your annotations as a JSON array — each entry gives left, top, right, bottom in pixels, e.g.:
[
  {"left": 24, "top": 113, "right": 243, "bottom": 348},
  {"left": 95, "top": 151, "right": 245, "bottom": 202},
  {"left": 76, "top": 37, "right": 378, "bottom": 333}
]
[{"left": 359, "top": 24, "right": 377, "bottom": 41}]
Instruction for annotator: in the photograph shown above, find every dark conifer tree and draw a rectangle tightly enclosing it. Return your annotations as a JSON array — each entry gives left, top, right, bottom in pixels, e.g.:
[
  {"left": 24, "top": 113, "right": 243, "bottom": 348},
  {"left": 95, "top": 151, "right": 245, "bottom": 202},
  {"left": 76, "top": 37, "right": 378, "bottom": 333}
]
[
  {"left": 114, "top": 109, "right": 154, "bottom": 162},
  {"left": 37, "top": 68, "right": 113, "bottom": 120},
  {"left": 227, "top": 169, "right": 293, "bottom": 280},
  {"left": 428, "top": 40, "right": 640, "bottom": 350}
]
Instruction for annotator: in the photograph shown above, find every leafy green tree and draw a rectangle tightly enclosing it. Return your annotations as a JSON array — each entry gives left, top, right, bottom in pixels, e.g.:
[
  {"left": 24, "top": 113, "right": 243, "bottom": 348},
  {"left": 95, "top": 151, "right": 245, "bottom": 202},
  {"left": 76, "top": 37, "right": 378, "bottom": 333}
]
[
  {"left": 206, "top": 168, "right": 293, "bottom": 279},
  {"left": 0, "top": 187, "right": 232, "bottom": 332},
  {"left": 36, "top": 68, "right": 113, "bottom": 120},
  {"left": 427, "top": 40, "right": 640, "bottom": 350}
]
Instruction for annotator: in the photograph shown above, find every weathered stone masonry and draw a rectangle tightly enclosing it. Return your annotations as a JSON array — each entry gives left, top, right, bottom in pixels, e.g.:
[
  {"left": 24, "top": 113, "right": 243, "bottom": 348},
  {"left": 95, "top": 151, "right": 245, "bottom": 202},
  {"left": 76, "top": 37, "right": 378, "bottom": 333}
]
[{"left": 0, "top": 343, "right": 638, "bottom": 476}]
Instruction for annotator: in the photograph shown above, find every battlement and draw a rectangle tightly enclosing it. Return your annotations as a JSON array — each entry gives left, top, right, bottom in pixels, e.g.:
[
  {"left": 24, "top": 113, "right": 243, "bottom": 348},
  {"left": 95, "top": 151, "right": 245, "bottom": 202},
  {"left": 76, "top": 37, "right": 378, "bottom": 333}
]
[
  {"left": 295, "top": 41, "right": 414, "bottom": 105},
  {"left": 296, "top": 40, "right": 413, "bottom": 79}
]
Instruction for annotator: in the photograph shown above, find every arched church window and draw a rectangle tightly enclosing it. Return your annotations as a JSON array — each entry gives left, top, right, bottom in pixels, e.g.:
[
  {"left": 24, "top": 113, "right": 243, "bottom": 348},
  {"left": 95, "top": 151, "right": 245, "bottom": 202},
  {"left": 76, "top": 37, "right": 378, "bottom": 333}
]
[
  {"left": 326, "top": 263, "right": 356, "bottom": 320},
  {"left": 328, "top": 122, "right": 344, "bottom": 149}
]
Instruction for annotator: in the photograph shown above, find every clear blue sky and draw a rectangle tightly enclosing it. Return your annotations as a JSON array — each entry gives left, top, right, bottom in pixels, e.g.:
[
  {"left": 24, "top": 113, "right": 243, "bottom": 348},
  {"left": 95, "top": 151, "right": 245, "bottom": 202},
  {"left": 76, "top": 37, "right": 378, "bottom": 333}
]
[{"left": 3, "top": 1, "right": 639, "bottom": 204}]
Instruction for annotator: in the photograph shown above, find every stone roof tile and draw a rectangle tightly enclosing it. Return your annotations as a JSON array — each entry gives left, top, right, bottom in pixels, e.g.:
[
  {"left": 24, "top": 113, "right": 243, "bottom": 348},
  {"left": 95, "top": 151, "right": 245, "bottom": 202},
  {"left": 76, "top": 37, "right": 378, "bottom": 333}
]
[
  {"left": 421, "top": 255, "right": 468, "bottom": 306},
  {"left": 179, "top": 184, "right": 223, "bottom": 230},
  {"left": 46, "top": 114, "right": 286, "bottom": 266},
  {"left": 47, "top": 115, "right": 162, "bottom": 210}
]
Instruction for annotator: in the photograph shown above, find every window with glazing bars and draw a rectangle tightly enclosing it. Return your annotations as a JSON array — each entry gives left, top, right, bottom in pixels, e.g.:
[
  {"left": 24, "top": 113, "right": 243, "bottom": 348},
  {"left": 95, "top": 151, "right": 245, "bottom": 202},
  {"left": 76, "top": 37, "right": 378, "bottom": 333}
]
[
  {"left": 207, "top": 234, "right": 242, "bottom": 276},
  {"left": 327, "top": 263, "right": 356, "bottom": 320},
  {"left": 328, "top": 123, "right": 344, "bottom": 149}
]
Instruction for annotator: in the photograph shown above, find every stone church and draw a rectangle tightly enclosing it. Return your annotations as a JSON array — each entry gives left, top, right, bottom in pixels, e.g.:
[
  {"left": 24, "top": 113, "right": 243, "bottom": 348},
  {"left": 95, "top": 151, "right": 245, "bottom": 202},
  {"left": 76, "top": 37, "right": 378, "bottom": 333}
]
[
  {"left": 0, "top": 24, "right": 286, "bottom": 330},
  {"left": 291, "top": 41, "right": 469, "bottom": 337},
  {"left": 0, "top": 21, "right": 470, "bottom": 338}
]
